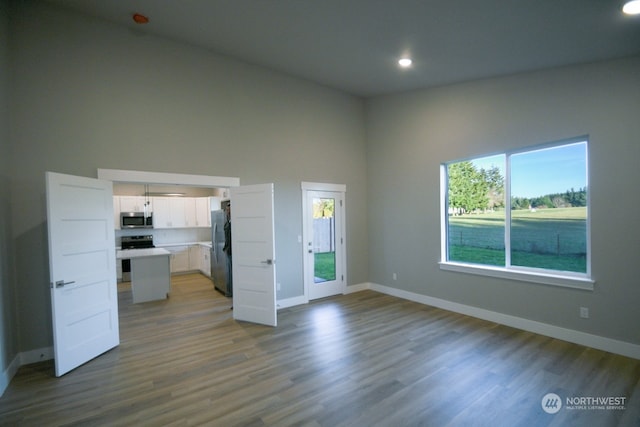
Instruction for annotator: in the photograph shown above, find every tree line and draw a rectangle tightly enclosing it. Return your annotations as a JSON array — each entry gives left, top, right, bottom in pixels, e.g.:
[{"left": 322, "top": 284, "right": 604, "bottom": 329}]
[
  {"left": 448, "top": 161, "right": 586, "bottom": 214},
  {"left": 512, "top": 187, "right": 587, "bottom": 210}
]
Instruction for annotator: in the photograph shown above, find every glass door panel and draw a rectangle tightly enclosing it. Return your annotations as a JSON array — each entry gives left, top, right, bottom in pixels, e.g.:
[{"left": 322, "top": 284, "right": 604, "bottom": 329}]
[{"left": 313, "top": 197, "right": 336, "bottom": 283}]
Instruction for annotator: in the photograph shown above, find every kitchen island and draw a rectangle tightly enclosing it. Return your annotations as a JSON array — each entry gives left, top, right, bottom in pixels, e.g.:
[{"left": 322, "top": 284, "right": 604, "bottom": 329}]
[{"left": 117, "top": 248, "right": 171, "bottom": 303}]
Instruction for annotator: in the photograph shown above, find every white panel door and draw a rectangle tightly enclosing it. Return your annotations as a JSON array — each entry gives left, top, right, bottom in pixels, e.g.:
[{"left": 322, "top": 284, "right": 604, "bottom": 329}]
[
  {"left": 46, "top": 172, "right": 119, "bottom": 377},
  {"left": 231, "top": 183, "right": 277, "bottom": 327}
]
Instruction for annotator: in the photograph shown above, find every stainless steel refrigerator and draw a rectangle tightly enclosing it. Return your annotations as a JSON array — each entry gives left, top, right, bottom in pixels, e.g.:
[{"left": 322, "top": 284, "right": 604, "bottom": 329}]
[{"left": 210, "top": 209, "right": 231, "bottom": 296}]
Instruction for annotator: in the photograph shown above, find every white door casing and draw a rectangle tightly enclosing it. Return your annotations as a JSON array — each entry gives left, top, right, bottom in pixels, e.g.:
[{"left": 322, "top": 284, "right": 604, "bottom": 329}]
[
  {"left": 301, "top": 182, "right": 346, "bottom": 301},
  {"left": 231, "top": 183, "right": 277, "bottom": 327},
  {"left": 46, "top": 172, "right": 119, "bottom": 377}
]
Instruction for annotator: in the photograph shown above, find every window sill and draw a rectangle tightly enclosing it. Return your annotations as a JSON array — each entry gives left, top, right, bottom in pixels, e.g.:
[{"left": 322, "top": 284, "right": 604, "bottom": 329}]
[{"left": 438, "top": 261, "right": 594, "bottom": 291}]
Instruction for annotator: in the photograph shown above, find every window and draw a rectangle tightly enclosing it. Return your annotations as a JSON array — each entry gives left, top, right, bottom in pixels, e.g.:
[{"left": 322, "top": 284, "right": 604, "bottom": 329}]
[{"left": 440, "top": 138, "right": 592, "bottom": 289}]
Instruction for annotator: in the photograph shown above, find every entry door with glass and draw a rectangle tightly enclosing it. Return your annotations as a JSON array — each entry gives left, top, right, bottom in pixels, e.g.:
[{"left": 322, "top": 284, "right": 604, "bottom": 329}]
[{"left": 303, "top": 186, "right": 345, "bottom": 300}]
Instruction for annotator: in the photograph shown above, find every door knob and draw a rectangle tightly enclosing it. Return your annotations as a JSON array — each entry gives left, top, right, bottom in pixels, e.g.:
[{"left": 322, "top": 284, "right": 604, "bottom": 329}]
[{"left": 53, "top": 280, "right": 75, "bottom": 288}]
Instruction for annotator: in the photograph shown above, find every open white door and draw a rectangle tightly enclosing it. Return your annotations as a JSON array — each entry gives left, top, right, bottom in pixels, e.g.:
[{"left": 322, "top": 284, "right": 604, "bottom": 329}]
[
  {"left": 231, "top": 183, "right": 277, "bottom": 327},
  {"left": 46, "top": 172, "right": 119, "bottom": 377}
]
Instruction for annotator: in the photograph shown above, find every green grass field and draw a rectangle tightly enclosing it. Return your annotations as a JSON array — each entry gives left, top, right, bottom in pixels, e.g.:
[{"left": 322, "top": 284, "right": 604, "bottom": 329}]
[
  {"left": 448, "top": 207, "right": 587, "bottom": 272},
  {"left": 314, "top": 252, "right": 336, "bottom": 282}
]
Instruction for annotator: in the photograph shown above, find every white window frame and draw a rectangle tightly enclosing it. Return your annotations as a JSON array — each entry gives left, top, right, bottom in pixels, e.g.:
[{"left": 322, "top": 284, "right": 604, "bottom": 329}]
[{"left": 439, "top": 137, "right": 594, "bottom": 291}]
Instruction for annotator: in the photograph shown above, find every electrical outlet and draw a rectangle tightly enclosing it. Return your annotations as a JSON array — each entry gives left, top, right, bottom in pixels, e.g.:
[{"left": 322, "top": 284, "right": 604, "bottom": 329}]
[
  {"left": 277, "top": 282, "right": 281, "bottom": 291},
  {"left": 392, "top": 273, "right": 397, "bottom": 281},
  {"left": 580, "top": 307, "right": 589, "bottom": 319}
]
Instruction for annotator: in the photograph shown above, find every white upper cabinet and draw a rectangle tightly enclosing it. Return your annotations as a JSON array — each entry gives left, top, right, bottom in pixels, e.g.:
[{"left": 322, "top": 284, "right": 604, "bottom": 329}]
[
  {"left": 152, "top": 197, "right": 186, "bottom": 228},
  {"left": 119, "top": 196, "right": 152, "bottom": 213},
  {"left": 170, "top": 198, "right": 187, "bottom": 228},
  {"left": 184, "top": 198, "right": 197, "bottom": 228},
  {"left": 195, "top": 197, "right": 212, "bottom": 227},
  {"left": 152, "top": 196, "right": 211, "bottom": 229}
]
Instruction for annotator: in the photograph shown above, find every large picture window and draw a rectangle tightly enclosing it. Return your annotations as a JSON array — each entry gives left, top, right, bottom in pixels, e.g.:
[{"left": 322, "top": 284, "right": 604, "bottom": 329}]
[{"left": 441, "top": 138, "right": 591, "bottom": 288}]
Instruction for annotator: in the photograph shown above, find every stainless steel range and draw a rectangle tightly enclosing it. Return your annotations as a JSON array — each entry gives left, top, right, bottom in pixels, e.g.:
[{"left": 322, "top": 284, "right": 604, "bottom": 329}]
[
  {"left": 121, "top": 235, "right": 155, "bottom": 281},
  {"left": 121, "top": 235, "right": 155, "bottom": 250}
]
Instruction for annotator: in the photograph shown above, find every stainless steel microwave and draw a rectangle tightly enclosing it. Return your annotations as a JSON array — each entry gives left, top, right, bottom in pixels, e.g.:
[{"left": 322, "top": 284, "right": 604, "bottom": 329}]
[{"left": 120, "top": 212, "right": 152, "bottom": 229}]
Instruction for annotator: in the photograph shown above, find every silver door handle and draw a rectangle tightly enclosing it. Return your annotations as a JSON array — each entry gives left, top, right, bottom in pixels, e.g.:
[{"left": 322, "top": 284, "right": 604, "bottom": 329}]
[
  {"left": 54, "top": 280, "right": 75, "bottom": 288},
  {"left": 261, "top": 259, "right": 274, "bottom": 265}
]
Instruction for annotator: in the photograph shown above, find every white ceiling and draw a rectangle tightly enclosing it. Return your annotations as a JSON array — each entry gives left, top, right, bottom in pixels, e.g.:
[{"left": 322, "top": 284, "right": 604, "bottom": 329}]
[{"left": 44, "top": 0, "right": 640, "bottom": 97}]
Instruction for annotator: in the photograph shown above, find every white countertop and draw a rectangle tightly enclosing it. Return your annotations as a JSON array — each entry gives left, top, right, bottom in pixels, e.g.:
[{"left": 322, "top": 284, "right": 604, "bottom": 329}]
[
  {"left": 155, "top": 241, "right": 212, "bottom": 248},
  {"left": 116, "top": 248, "right": 171, "bottom": 259}
]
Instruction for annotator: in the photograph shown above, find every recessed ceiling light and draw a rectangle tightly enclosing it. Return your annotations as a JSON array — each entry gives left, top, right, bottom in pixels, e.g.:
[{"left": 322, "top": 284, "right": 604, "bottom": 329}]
[
  {"left": 398, "top": 58, "right": 413, "bottom": 68},
  {"left": 622, "top": 0, "right": 640, "bottom": 14}
]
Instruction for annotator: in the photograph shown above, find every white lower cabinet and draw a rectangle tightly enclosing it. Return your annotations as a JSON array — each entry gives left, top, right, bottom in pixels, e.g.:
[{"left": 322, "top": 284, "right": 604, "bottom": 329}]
[
  {"left": 166, "top": 245, "right": 189, "bottom": 273},
  {"left": 162, "top": 244, "right": 212, "bottom": 276},
  {"left": 188, "top": 246, "right": 201, "bottom": 271},
  {"left": 201, "top": 246, "right": 211, "bottom": 277}
]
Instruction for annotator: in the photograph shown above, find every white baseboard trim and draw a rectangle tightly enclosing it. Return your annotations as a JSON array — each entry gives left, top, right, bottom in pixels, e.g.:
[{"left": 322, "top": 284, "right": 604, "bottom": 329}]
[
  {"left": 0, "top": 353, "right": 20, "bottom": 397},
  {"left": 277, "top": 295, "right": 308, "bottom": 310},
  {"left": 276, "top": 282, "right": 373, "bottom": 309},
  {"left": 344, "top": 282, "right": 372, "bottom": 294},
  {"left": 20, "top": 346, "right": 54, "bottom": 365},
  {"left": 0, "top": 346, "right": 53, "bottom": 397},
  {"left": 368, "top": 283, "right": 640, "bottom": 360}
]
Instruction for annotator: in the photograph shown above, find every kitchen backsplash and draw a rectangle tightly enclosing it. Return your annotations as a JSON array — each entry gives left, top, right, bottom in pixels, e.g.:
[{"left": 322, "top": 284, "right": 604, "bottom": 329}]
[{"left": 116, "top": 227, "right": 210, "bottom": 246}]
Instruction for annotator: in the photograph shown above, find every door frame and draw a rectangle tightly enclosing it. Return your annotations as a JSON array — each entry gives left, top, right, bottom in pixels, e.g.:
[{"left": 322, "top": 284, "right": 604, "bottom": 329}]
[
  {"left": 97, "top": 169, "right": 240, "bottom": 189},
  {"left": 97, "top": 168, "right": 240, "bottom": 308},
  {"left": 301, "top": 181, "right": 347, "bottom": 301}
]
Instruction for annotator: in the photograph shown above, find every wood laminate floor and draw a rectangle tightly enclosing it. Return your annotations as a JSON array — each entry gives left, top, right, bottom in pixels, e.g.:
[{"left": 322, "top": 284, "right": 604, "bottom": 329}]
[{"left": 1, "top": 274, "right": 638, "bottom": 426}]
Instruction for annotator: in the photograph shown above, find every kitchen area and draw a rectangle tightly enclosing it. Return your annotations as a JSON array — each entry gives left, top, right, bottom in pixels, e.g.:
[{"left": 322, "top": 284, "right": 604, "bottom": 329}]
[{"left": 114, "top": 183, "right": 231, "bottom": 303}]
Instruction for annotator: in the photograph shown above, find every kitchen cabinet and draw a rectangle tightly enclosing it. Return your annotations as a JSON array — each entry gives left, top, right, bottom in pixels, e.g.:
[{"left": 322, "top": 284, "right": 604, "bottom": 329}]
[
  {"left": 153, "top": 196, "right": 213, "bottom": 229},
  {"left": 117, "top": 248, "right": 171, "bottom": 303},
  {"left": 209, "top": 196, "right": 223, "bottom": 212},
  {"left": 153, "top": 197, "right": 187, "bottom": 228},
  {"left": 184, "top": 199, "right": 197, "bottom": 228},
  {"left": 189, "top": 246, "right": 201, "bottom": 271},
  {"left": 158, "top": 244, "right": 212, "bottom": 276},
  {"left": 201, "top": 246, "right": 211, "bottom": 277},
  {"left": 170, "top": 198, "right": 187, "bottom": 228},
  {"left": 119, "top": 196, "right": 152, "bottom": 213},
  {"left": 195, "top": 198, "right": 212, "bottom": 227},
  {"left": 185, "top": 197, "right": 213, "bottom": 228},
  {"left": 166, "top": 245, "right": 190, "bottom": 273},
  {"left": 151, "top": 197, "right": 170, "bottom": 228}
]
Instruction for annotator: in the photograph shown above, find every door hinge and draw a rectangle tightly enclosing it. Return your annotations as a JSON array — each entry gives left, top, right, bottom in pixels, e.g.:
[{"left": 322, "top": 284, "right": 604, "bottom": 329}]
[
  {"left": 342, "top": 275, "right": 344, "bottom": 281},
  {"left": 340, "top": 199, "right": 343, "bottom": 207}
]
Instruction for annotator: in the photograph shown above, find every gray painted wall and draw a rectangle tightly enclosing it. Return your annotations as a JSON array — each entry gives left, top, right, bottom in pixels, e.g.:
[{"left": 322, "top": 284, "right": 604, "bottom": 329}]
[
  {"left": 1, "top": 0, "right": 19, "bottom": 375},
  {"left": 8, "top": 2, "right": 368, "bottom": 352},
  {"left": 366, "top": 56, "right": 640, "bottom": 345},
  {"left": 3, "top": 0, "right": 638, "bottom": 366}
]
